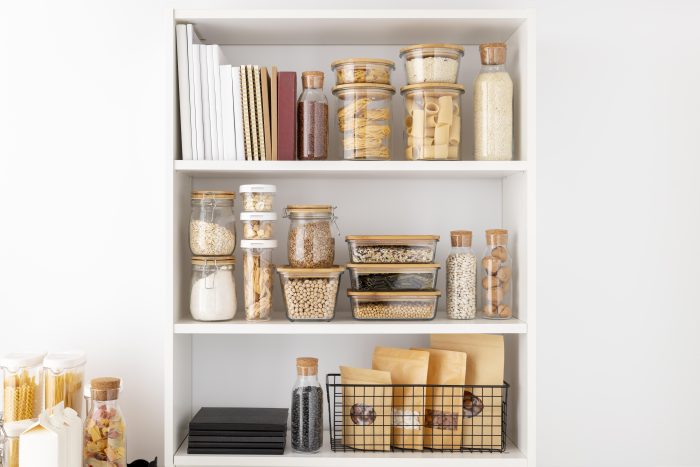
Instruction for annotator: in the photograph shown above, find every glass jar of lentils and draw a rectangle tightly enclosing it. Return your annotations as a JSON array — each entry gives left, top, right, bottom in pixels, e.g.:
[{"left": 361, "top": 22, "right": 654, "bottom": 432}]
[{"left": 284, "top": 205, "right": 336, "bottom": 268}]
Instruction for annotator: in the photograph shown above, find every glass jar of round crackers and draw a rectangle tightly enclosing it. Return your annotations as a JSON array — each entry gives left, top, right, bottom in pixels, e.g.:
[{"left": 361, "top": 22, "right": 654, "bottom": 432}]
[
  {"left": 332, "top": 83, "right": 395, "bottom": 160},
  {"left": 401, "top": 83, "right": 464, "bottom": 160}
]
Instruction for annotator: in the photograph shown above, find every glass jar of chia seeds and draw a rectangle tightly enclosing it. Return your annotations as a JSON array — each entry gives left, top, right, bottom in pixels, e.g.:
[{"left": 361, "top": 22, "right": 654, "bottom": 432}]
[{"left": 291, "top": 357, "right": 323, "bottom": 453}]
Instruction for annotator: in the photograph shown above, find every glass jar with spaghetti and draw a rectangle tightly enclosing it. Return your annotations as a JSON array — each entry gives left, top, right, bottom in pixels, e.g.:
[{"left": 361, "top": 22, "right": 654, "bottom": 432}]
[
  {"left": 0, "top": 352, "right": 45, "bottom": 422},
  {"left": 401, "top": 83, "right": 464, "bottom": 160},
  {"left": 43, "top": 351, "right": 86, "bottom": 416},
  {"left": 332, "top": 83, "right": 395, "bottom": 160}
]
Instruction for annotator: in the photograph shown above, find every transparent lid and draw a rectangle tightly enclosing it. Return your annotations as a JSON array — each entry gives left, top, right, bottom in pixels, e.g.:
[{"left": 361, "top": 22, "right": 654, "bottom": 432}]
[{"left": 399, "top": 43, "right": 465, "bottom": 59}]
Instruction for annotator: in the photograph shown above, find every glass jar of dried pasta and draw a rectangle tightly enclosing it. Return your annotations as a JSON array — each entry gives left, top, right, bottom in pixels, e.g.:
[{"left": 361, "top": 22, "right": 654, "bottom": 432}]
[
  {"left": 330, "top": 58, "right": 395, "bottom": 85},
  {"left": 401, "top": 83, "right": 464, "bottom": 160},
  {"left": 332, "top": 83, "right": 395, "bottom": 160}
]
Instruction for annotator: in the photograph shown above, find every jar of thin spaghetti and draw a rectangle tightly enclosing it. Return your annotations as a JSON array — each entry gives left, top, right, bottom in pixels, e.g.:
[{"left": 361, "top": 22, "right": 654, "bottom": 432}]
[
  {"left": 332, "top": 84, "right": 395, "bottom": 160},
  {"left": 3, "top": 419, "right": 33, "bottom": 467},
  {"left": 43, "top": 351, "right": 86, "bottom": 416},
  {"left": 0, "top": 352, "right": 45, "bottom": 422}
]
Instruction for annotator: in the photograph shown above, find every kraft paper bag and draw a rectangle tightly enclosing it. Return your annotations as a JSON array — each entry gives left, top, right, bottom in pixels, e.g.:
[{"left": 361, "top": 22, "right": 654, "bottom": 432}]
[
  {"left": 430, "top": 334, "right": 505, "bottom": 450},
  {"left": 340, "top": 366, "right": 392, "bottom": 451}
]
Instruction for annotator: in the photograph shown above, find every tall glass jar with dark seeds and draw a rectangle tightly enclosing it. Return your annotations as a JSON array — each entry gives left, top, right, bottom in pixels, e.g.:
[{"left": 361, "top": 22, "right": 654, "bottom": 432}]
[
  {"left": 291, "top": 357, "right": 323, "bottom": 453},
  {"left": 297, "top": 71, "right": 328, "bottom": 160}
]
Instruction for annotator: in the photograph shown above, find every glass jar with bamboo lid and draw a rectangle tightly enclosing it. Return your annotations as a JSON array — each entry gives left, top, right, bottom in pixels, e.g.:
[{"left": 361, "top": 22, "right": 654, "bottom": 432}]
[
  {"left": 0, "top": 352, "right": 45, "bottom": 423},
  {"left": 284, "top": 205, "right": 337, "bottom": 268},
  {"left": 43, "top": 351, "right": 86, "bottom": 416},
  {"left": 190, "top": 191, "right": 237, "bottom": 256}
]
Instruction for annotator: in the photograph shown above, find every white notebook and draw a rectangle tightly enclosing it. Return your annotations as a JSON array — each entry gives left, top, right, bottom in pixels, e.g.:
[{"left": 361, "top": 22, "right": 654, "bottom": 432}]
[
  {"left": 231, "top": 67, "right": 245, "bottom": 161},
  {"left": 175, "top": 24, "right": 193, "bottom": 160},
  {"left": 219, "top": 64, "right": 236, "bottom": 161}
]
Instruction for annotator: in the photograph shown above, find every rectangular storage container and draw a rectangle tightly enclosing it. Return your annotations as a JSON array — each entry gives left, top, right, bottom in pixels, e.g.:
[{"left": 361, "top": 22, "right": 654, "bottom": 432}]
[
  {"left": 346, "top": 235, "right": 439, "bottom": 264},
  {"left": 277, "top": 266, "right": 345, "bottom": 321},
  {"left": 347, "top": 263, "right": 440, "bottom": 291},
  {"left": 348, "top": 290, "right": 440, "bottom": 320}
]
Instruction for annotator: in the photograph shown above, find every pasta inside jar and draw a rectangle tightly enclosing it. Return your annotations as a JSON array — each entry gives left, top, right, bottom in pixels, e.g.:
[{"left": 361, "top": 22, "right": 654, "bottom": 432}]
[{"left": 331, "top": 58, "right": 395, "bottom": 85}]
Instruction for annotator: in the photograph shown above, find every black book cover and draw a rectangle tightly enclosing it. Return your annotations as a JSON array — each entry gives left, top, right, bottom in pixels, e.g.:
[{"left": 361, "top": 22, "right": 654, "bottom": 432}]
[
  {"left": 188, "top": 435, "right": 286, "bottom": 443},
  {"left": 189, "top": 407, "right": 289, "bottom": 432},
  {"left": 187, "top": 446, "right": 285, "bottom": 455}
]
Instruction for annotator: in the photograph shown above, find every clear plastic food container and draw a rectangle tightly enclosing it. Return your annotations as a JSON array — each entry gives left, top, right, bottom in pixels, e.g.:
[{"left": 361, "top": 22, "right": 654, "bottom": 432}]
[
  {"left": 399, "top": 43, "right": 464, "bottom": 84},
  {"left": 401, "top": 83, "right": 464, "bottom": 160},
  {"left": 346, "top": 235, "right": 439, "bottom": 264},
  {"left": 332, "top": 84, "right": 395, "bottom": 160},
  {"left": 347, "top": 263, "right": 440, "bottom": 291},
  {"left": 277, "top": 266, "right": 346, "bottom": 321},
  {"left": 43, "top": 351, "right": 87, "bottom": 415},
  {"left": 348, "top": 291, "right": 440, "bottom": 320},
  {"left": 331, "top": 58, "right": 395, "bottom": 85},
  {"left": 241, "top": 239, "right": 276, "bottom": 321},
  {"left": 1, "top": 352, "right": 45, "bottom": 422},
  {"left": 241, "top": 211, "right": 277, "bottom": 240},
  {"left": 239, "top": 184, "right": 276, "bottom": 212}
]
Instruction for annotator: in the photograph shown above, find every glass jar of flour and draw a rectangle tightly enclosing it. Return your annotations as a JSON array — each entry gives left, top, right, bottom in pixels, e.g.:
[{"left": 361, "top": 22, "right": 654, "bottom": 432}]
[{"left": 190, "top": 256, "right": 237, "bottom": 321}]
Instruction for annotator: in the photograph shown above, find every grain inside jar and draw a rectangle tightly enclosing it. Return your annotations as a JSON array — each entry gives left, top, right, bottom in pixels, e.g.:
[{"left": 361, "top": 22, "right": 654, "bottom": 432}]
[{"left": 285, "top": 205, "right": 336, "bottom": 268}]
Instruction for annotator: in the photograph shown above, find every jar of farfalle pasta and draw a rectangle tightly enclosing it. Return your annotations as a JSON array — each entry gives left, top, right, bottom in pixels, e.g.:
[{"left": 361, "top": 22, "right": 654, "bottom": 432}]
[
  {"left": 332, "top": 83, "right": 395, "bottom": 160},
  {"left": 401, "top": 83, "right": 464, "bottom": 160}
]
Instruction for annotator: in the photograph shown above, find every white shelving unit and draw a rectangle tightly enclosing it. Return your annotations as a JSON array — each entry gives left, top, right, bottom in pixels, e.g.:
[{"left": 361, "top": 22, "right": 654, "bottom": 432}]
[{"left": 166, "top": 9, "right": 535, "bottom": 467}]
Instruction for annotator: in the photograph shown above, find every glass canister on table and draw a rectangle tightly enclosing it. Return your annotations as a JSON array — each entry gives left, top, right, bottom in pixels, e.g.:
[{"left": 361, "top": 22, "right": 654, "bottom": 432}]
[
  {"left": 1, "top": 352, "right": 45, "bottom": 423},
  {"left": 189, "top": 191, "right": 236, "bottom": 256},
  {"left": 446, "top": 230, "right": 477, "bottom": 319},
  {"left": 43, "top": 351, "right": 86, "bottom": 415},
  {"left": 84, "top": 377, "right": 126, "bottom": 467},
  {"left": 481, "top": 229, "right": 513, "bottom": 319},
  {"left": 291, "top": 357, "right": 323, "bottom": 453},
  {"left": 284, "top": 205, "right": 337, "bottom": 268},
  {"left": 474, "top": 42, "right": 513, "bottom": 161},
  {"left": 190, "top": 256, "right": 237, "bottom": 321},
  {"left": 297, "top": 71, "right": 329, "bottom": 160}
]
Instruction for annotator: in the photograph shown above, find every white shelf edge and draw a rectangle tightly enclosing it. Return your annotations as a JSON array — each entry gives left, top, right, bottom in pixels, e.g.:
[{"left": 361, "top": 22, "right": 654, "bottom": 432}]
[
  {"left": 175, "top": 9, "right": 534, "bottom": 21},
  {"left": 174, "top": 433, "right": 526, "bottom": 467},
  {"left": 174, "top": 160, "right": 527, "bottom": 178},
  {"left": 174, "top": 313, "right": 527, "bottom": 335}
]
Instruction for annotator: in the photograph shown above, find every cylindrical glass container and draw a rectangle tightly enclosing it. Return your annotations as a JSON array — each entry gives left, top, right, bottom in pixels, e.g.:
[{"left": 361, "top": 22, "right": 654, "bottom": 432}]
[
  {"left": 291, "top": 357, "right": 323, "bottom": 453},
  {"left": 474, "top": 42, "right": 513, "bottom": 161},
  {"left": 84, "top": 377, "right": 126, "bottom": 467},
  {"left": 241, "top": 240, "right": 276, "bottom": 321},
  {"left": 190, "top": 256, "right": 237, "bottom": 321},
  {"left": 285, "top": 205, "right": 336, "bottom": 268},
  {"left": 399, "top": 44, "right": 464, "bottom": 84},
  {"left": 241, "top": 211, "right": 277, "bottom": 240},
  {"left": 239, "top": 184, "right": 276, "bottom": 212},
  {"left": 331, "top": 58, "right": 395, "bottom": 85},
  {"left": 401, "top": 83, "right": 464, "bottom": 160},
  {"left": 333, "top": 84, "right": 394, "bottom": 160},
  {"left": 446, "top": 230, "right": 477, "bottom": 319},
  {"left": 297, "top": 71, "right": 328, "bottom": 160},
  {"left": 1, "top": 352, "right": 45, "bottom": 422},
  {"left": 481, "top": 229, "right": 513, "bottom": 319},
  {"left": 43, "top": 351, "right": 86, "bottom": 415},
  {"left": 190, "top": 191, "right": 236, "bottom": 256},
  {"left": 2, "top": 420, "right": 33, "bottom": 467}
]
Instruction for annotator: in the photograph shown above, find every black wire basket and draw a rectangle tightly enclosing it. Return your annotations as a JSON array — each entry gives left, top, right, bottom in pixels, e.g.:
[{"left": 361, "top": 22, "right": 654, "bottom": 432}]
[{"left": 326, "top": 373, "right": 508, "bottom": 453}]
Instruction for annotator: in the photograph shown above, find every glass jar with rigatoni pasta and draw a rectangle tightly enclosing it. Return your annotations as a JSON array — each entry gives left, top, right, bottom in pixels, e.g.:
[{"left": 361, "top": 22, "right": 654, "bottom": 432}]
[
  {"left": 401, "top": 83, "right": 464, "bottom": 160},
  {"left": 332, "top": 83, "right": 395, "bottom": 160}
]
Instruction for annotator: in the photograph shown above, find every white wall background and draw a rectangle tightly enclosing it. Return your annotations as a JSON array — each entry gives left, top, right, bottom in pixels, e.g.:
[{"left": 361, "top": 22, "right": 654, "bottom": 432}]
[{"left": 1, "top": 0, "right": 699, "bottom": 466}]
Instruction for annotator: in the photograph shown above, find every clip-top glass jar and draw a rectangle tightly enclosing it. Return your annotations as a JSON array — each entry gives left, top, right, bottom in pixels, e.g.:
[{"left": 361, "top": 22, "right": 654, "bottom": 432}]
[
  {"left": 84, "top": 377, "right": 126, "bottom": 467},
  {"left": 190, "top": 256, "right": 237, "bottom": 321},
  {"left": 297, "top": 71, "right": 328, "bottom": 160},
  {"left": 190, "top": 191, "right": 236, "bottom": 256},
  {"left": 285, "top": 205, "right": 337, "bottom": 268},
  {"left": 446, "top": 230, "right": 477, "bottom": 319},
  {"left": 481, "top": 229, "right": 513, "bottom": 319},
  {"left": 1, "top": 352, "right": 45, "bottom": 422},
  {"left": 474, "top": 43, "right": 513, "bottom": 161},
  {"left": 291, "top": 357, "right": 323, "bottom": 453},
  {"left": 44, "top": 351, "right": 86, "bottom": 415}
]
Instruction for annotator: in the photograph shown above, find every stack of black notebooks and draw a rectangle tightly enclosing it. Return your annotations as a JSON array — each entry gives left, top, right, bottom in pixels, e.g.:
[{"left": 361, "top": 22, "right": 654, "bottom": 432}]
[{"left": 187, "top": 407, "right": 289, "bottom": 455}]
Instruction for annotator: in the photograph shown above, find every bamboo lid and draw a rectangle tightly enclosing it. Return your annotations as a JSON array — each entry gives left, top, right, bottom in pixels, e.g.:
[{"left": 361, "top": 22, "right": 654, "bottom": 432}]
[
  {"left": 192, "top": 191, "right": 235, "bottom": 200},
  {"left": 400, "top": 83, "right": 465, "bottom": 95},
  {"left": 347, "top": 290, "right": 441, "bottom": 297},
  {"left": 451, "top": 230, "right": 473, "bottom": 247},
  {"left": 297, "top": 357, "right": 318, "bottom": 376},
  {"left": 276, "top": 265, "right": 346, "bottom": 274},
  {"left": 346, "top": 235, "right": 439, "bottom": 241},
  {"left": 191, "top": 256, "right": 236, "bottom": 266},
  {"left": 399, "top": 43, "right": 465, "bottom": 56},
  {"left": 480, "top": 42, "right": 507, "bottom": 65},
  {"left": 332, "top": 83, "right": 396, "bottom": 95},
  {"left": 302, "top": 71, "right": 324, "bottom": 89},
  {"left": 346, "top": 263, "right": 440, "bottom": 270},
  {"left": 486, "top": 228, "right": 509, "bottom": 245},
  {"left": 286, "top": 204, "right": 333, "bottom": 214}
]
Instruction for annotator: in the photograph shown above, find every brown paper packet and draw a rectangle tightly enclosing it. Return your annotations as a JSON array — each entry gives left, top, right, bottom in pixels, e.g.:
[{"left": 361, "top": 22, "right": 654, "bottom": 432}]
[
  {"left": 371, "top": 347, "right": 430, "bottom": 450},
  {"left": 340, "top": 366, "right": 392, "bottom": 451},
  {"left": 412, "top": 348, "right": 467, "bottom": 450},
  {"left": 430, "top": 334, "right": 505, "bottom": 450}
]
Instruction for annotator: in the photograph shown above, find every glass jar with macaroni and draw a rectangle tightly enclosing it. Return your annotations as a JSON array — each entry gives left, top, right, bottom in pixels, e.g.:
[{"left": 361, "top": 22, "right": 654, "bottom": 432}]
[
  {"left": 332, "top": 83, "right": 395, "bottom": 160},
  {"left": 401, "top": 83, "right": 464, "bottom": 160}
]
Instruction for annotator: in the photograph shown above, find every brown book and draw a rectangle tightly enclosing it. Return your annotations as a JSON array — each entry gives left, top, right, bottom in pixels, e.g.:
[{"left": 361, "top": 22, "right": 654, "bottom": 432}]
[
  {"left": 277, "top": 71, "right": 297, "bottom": 161},
  {"left": 261, "top": 67, "right": 272, "bottom": 161},
  {"left": 270, "top": 66, "right": 278, "bottom": 160}
]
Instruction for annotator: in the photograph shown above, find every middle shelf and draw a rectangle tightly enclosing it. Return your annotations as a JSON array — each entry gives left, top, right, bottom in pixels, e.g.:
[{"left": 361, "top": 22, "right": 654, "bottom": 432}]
[{"left": 174, "top": 313, "right": 527, "bottom": 335}]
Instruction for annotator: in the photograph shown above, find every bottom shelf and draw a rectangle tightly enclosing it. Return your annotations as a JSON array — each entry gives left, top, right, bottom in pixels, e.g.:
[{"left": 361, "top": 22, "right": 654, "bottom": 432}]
[{"left": 174, "top": 432, "right": 526, "bottom": 467}]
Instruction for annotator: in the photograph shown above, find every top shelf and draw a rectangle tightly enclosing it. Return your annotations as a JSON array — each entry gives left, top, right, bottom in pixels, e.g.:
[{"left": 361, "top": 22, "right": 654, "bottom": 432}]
[
  {"left": 174, "top": 160, "right": 527, "bottom": 179},
  {"left": 174, "top": 9, "right": 531, "bottom": 45}
]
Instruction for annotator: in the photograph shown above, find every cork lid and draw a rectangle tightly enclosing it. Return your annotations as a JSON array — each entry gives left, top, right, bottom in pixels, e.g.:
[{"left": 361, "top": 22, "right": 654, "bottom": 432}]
[
  {"left": 91, "top": 377, "right": 121, "bottom": 401},
  {"left": 486, "top": 228, "right": 509, "bottom": 245},
  {"left": 192, "top": 191, "right": 235, "bottom": 200},
  {"left": 302, "top": 71, "right": 324, "bottom": 89},
  {"left": 480, "top": 42, "right": 507, "bottom": 65},
  {"left": 450, "top": 230, "right": 472, "bottom": 247},
  {"left": 297, "top": 357, "right": 318, "bottom": 376}
]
